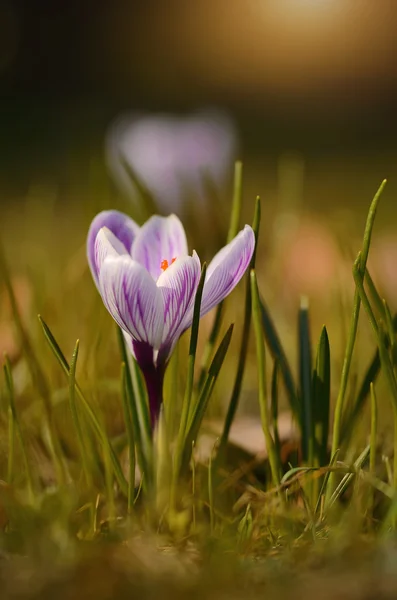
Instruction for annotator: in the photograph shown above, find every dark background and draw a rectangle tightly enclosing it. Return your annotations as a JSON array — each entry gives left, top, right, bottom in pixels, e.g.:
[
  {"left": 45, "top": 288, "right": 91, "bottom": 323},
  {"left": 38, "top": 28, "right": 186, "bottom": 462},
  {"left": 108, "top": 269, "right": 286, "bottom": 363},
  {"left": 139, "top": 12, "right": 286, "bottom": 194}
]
[{"left": 1, "top": 0, "right": 397, "bottom": 199}]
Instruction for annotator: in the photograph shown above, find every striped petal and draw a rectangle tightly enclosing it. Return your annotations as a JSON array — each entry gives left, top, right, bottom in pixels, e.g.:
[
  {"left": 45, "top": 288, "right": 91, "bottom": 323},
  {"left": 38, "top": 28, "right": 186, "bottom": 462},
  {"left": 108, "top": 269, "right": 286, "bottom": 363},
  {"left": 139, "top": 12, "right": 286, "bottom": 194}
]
[
  {"left": 87, "top": 210, "right": 140, "bottom": 286},
  {"left": 200, "top": 225, "right": 255, "bottom": 316},
  {"left": 99, "top": 255, "right": 164, "bottom": 348},
  {"left": 91, "top": 227, "right": 129, "bottom": 288},
  {"left": 156, "top": 251, "right": 201, "bottom": 352},
  {"left": 131, "top": 214, "right": 188, "bottom": 281}
]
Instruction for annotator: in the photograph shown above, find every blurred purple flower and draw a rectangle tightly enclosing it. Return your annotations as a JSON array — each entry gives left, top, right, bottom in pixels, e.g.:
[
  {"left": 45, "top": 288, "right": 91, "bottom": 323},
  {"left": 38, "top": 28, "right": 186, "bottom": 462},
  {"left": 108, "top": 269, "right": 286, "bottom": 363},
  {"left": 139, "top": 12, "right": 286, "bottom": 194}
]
[
  {"left": 87, "top": 211, "right": 254, "bottom": 427},
  {"left": 105, "top": 110, "right": 238, "bottom": 210}
]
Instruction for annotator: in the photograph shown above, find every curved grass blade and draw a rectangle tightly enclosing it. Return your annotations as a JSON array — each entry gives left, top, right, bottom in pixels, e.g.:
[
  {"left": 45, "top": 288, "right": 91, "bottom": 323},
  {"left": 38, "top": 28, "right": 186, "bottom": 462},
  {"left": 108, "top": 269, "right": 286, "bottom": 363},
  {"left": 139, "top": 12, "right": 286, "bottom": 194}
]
[
  {"left": 181, "top": 324, "right": 234, "bottom": 473},
  {"left": 173, "top": 263, "right": 207, "bottom": 489},
  {"left": 38, "top": 315, "right": 128, "bottom": 496},
  {"left": 352, "top": 260, "right": 397, "bottom": 489},
  {"left": 117, "top": 327, "right": 151, "bottom": 483},
  {"left": 219, "top": 196, "right": 261, "bottom": 453},
  {"left": 251, "top": 269, "right": 282, "bottom": 490},
  {"left": 329, "top": 179, "right": 387, "bottom": 499},
  {"left": 326, "top": 445, "right": 370, "bottom": 510},
  {"left": 341, "top": 309, "right": 397, "bottom": 445},
  {"left": 259, "top": 296, "right": 299, "bottom": 421},
  {"left": 198, "top": 161, "right": 243, "bottom": 390},
  {"left": 69, "top": 340, "right": 93, "bottom": 488}
]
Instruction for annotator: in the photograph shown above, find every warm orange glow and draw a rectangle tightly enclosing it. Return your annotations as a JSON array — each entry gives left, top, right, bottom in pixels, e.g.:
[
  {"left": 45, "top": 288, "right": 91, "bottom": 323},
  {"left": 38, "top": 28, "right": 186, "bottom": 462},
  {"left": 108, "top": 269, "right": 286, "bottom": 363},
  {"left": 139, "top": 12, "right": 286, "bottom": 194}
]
[{"left": 160, "top": 257, "right": 176, "bottom": 272}]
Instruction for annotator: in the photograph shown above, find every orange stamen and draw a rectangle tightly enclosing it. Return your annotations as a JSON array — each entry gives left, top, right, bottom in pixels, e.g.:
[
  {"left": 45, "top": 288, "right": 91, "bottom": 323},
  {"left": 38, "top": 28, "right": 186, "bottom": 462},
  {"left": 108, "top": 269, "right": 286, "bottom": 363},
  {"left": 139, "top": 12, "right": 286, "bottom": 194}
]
[{"left": 160, "top": 257, "right": 177, "bottom": 272}]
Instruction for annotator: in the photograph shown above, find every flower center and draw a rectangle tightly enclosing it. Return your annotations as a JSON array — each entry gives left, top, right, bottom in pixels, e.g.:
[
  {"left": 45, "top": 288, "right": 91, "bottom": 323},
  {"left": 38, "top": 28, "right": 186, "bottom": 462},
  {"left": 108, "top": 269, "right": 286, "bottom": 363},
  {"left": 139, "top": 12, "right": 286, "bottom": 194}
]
[{"left": 160, "top": 257, "right": 176, "bottom": 271}]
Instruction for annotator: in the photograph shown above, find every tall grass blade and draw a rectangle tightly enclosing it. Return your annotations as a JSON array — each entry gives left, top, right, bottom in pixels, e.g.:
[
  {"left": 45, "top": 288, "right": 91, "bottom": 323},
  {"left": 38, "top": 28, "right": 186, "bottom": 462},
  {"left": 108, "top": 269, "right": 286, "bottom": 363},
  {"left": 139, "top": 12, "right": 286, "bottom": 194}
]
[
  {"left": 370, "top": 382, "right": 377, "bottom": 476},
  {"left": 219, "top": 196, "right": 261, "bottom": 453},
  {"left": 120, "top": 363, "right": 136, "bottom": 512},
  {"left": 173, "top": 264, "right": 207, "bottom": 489},
  {"left": 329, "top": 179, "right": 387, "bottom": 499},
  {"left": 259, "top": 296, "right": 300, "bottom": 421},
  {"left": 117, "top": 327, "right": 151, "bottom": 483},
  {"left": 251, "top": 269, "right": 282, "bottom": 490},
  {"left": 352, "top": 264, "right": 397, "bottom": 488},
  {"left": 68, "top": 339, "right": 93, "bottom": 488},
  {"left": 271, "top": 360, "right": 281, "bottom": 459},
  {"left": 198, "top": 161, "right": 243, "bottom": 389},
  {"left": 182, "top": 324, "right": 234, "bottom": 472},
  {"left": 312, "top": 326, "right": 330, "bottom": 468},
  {"left": 299, "top": 296, "right": 313, "bottom": 463}
]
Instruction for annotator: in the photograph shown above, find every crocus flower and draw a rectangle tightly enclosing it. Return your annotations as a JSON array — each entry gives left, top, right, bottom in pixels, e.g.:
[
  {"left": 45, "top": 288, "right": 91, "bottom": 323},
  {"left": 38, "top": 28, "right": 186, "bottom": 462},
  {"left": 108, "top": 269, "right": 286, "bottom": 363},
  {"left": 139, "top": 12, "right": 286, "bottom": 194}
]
[
  {"left": 87, "top": 211, "right": 254, "bottom": 427},
  {"left": 105, "top": 109, "right": 238, "bottom": 211}
]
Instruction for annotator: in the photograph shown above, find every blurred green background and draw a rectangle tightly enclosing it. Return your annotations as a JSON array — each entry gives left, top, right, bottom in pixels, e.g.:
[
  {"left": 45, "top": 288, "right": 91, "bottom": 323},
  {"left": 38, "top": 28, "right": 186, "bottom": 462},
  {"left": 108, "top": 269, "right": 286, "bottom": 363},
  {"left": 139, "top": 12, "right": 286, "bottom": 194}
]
[{"left": 1, "top": 0, "right": 397, "bottom": 210}]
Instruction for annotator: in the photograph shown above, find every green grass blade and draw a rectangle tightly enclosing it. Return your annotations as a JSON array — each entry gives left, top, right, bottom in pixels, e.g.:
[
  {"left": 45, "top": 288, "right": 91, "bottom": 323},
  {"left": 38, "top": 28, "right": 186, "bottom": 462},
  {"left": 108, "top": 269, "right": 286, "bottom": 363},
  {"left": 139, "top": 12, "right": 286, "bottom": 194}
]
[
  {"left": 251, "top": 270, "right": 282, "bottom": 491},
  {"left": 219, "top": 196, "right": 261, "bottom": 454},
  {"left": 312, "top": 326, "right": 331, "bottom": 468},
  {"left": 341, "top": 348, "right": 380, "bottom": 445},
  {"left": 352, "top": 262, "right": 397, "bottom": 488},
  {"left": 197, "top": 161, "right": 243, "bottom": 390},
  {"left": 328, "top": 179, "right": 387, "bottom": 499},
  {"left": 327, "top": 445, "right": 370, "bottom": 509},
  {"left": 314, "top": 450, "right": 340, "bottom": 518},
  {"left": 184, "top": 263, "right": 207, "bottom": 430},
  {"left": 383, "top": 299, "right": 396, "bottom": 353},
  {"left": 271, "top": 359, "right": 281, "bottom": 460},
  {"left": 341, "top": 312, "right": 397, "bottom": 445},
  {"left": 120, "top": 363, "right": 136, "bottom": 512},
  {"left": 38, "top": 316, "right": 128, "bottom": 496},
  {"left": 228, "top": 161, "right": 244, "bottom": 244},
  {"left": 259, "top": 296, "right": 300, "bottom": 421},
  {"left": 173, "top": 263, "right": 207, "bottom": 489},
  {"left": 4, "top": 355, "right": 34, "bottom": 501},
  {"left": 164, "top": 339, "right": 180, "bottom": 441},
  {"left": 68, "top": 340, "right": 93, "bottom": 488},
  {"left": 365, "top": 268, "right": 389, "bottom": 321},
  {"left": 370, "top": 382, "right": 377, "bottom": 476},
  {"left": 299, "top": 296, "right": 313, "bottom": 463},
  {"left": 117, "top": 327, "right": 151, "bottom": 482},
  {"left": 182, "top": 324, "right": 234, "bottom": 473}
]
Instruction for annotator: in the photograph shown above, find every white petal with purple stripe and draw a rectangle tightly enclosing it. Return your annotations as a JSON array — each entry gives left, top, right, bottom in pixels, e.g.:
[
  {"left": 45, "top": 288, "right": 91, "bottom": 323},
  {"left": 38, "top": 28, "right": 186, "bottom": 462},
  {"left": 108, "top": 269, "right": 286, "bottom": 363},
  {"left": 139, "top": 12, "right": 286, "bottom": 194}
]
[
  {"left": 131, "top": 214, "right": 188, "bottom": 280},
  {"left": 200, "top": 225, "right": 255, "bottom": 316},
  {"left": 87, "top": 210, "right": 140, "bottom": 286},
  {"left": 157, "top": 251, "right": 201, "bottom": 348},
  {"left": 99, "top": 255, "right": 164, "bottom": 349}
]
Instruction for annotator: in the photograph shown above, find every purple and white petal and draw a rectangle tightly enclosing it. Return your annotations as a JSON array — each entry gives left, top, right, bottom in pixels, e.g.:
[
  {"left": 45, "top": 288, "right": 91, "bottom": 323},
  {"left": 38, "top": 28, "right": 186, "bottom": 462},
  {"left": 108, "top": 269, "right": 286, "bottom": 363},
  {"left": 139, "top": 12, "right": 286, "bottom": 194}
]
[
  {"left": 87, "top": 210, "right": 140, "bottom": 285},
  {"left": 99, "top": 255, "right": 164, "bottom": 348},
  {"left": 156, "top": 251, "right": 201, "bottom": 351},
  {"left": 200, "top": 225, "right": 255, "bottom": 316},
  {"left": 131, "top": 214, "right": 188, "bottom": 281},
  {"left": 91, "top": 227, "right": 130, "bottom": 288}
]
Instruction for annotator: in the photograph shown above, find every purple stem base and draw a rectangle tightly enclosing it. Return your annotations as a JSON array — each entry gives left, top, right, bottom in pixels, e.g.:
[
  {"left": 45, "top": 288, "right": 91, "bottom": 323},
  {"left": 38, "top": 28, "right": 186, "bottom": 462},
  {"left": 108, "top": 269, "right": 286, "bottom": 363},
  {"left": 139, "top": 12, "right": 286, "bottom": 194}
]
[
  {"left": 141, "top": 365, "right": 165, "bottom": 429},
  {"left": 132, "top": 339, "right": 165, "bottom": 430}
]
